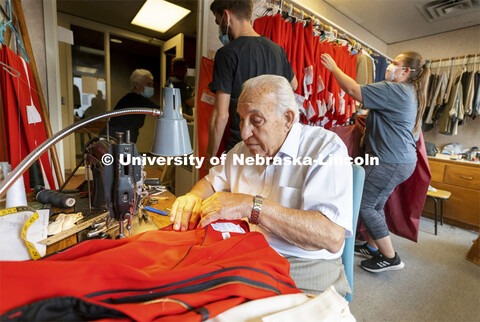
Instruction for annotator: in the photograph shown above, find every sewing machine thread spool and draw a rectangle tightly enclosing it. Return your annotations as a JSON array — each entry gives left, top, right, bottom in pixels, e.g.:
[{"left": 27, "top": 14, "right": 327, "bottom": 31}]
[
  {"left": 35, "top": 189, "right": 76, "bottom": 208},
  {"left": 1, "top": 162, "right": 28, "bottom": 208}
]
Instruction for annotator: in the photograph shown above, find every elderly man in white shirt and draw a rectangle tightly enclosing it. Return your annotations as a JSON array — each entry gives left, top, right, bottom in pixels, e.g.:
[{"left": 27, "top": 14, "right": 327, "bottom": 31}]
[{"left": 170, "top": 74, "right": 353, "bottom": 296}]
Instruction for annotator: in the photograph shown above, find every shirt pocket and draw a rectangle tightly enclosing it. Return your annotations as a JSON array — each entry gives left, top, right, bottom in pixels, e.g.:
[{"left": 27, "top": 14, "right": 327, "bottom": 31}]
[{"left": 276, "top": 186, "right": 303, "bottom": 209}]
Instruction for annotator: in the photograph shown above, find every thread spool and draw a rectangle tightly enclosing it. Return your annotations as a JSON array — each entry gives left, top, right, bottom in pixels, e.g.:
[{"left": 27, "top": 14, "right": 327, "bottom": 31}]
[
  {"left": 35, "top": 189, "right": 76, "bottom": 208},
  {"left": 1, "top": 162, "right": 28, "bottom": 208}
]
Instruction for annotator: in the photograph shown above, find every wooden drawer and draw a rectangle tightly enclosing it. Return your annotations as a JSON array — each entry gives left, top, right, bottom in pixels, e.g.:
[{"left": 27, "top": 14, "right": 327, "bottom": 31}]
[
  {"left": 429, "top": 161, "right": 445, "bottom": 183},
  {"left": 444, "top": 165, "right": 480, "bottom": 190},
  {"left": 425, "top": 182, "right": 480, "bottom": 228}
]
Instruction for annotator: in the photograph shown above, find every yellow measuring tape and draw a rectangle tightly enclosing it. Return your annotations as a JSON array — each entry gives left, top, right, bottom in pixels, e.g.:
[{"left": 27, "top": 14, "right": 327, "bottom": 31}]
[{"left": 0, "top": 206, "right": 41, "bottom": 260}]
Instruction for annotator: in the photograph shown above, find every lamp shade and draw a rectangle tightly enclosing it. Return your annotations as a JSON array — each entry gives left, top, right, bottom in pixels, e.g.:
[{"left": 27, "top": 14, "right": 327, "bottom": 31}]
[{"left": 151, "top": 86, "right": 193, "bottom": 156}]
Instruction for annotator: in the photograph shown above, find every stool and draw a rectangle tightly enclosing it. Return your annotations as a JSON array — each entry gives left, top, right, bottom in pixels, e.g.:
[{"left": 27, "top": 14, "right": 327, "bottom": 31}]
[{"left": 426, "top": 189, "right": 451, "bottom": 235}]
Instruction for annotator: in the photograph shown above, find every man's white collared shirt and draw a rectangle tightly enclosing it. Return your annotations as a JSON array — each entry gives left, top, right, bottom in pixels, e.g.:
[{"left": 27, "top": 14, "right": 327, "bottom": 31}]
[{"left": 205, "top": 123, "right": 353, "bottom": 260}]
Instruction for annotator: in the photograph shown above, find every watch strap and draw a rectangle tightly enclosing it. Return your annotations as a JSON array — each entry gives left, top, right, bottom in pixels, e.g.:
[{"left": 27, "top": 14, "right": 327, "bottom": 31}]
[{"left": 249, "top": 195, "right": 263, "bottom": 225}]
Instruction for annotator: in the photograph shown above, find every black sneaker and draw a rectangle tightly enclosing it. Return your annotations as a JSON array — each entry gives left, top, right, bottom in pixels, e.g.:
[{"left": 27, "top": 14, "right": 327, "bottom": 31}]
[
  {"left": 354, "top": 242, "right": 379, "bottom": 258},
  {"left": 360, "top": 252, "right": 405, "bottom": 273}
]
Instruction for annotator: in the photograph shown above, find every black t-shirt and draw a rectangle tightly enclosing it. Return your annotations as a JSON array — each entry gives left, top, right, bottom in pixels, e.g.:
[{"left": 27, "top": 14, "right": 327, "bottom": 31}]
[
  {"left": 109, "top": 93, "right": 159, "bottom": 129},
  {"left": 106, "top": 92, "right": 159, "bottom": 142},
  {"left": 209, "top": 36, "right": 295, "bottom": 150}
]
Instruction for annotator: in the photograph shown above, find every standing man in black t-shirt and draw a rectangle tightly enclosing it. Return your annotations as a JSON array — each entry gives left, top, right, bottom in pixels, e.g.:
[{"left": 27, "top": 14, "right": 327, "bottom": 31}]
[{"left": 206, "top": 0, "right": 297, "bottom": 171}]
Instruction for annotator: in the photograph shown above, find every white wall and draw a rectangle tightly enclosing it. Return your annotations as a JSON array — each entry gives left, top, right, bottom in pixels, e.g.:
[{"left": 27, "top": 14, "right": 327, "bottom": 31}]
[
  {"left": 22, "top": 0, "right": 48, "bottom": 105},
  {"left": 387, "top": 25, "right": 480, "bottom": 60}
]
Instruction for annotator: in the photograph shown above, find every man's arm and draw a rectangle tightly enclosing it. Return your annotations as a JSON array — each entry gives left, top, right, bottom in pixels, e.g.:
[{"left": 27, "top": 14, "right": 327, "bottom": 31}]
[
  {"left": 170, "top": 178, "right": 215, "bottom": 231},
  {"left": 206, "top": 90, "right": 231, "bottom": 169},
  {"left": 290, "top": 75, "right": 298, "bottom": 91},
  {"left": 199, "top": 193, "right": 345, "bottom": 253}
]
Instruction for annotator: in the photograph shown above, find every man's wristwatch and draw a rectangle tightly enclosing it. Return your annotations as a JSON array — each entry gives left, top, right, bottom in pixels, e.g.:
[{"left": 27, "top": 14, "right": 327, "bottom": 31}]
[{"left": 249, "top": 195, "right": 263, "bottom": 225}]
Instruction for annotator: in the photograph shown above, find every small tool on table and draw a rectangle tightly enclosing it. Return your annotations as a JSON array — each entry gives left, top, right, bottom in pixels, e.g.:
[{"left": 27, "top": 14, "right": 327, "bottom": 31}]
[{"left": 145, "top": 206, "right": 169, "bottom": 217}]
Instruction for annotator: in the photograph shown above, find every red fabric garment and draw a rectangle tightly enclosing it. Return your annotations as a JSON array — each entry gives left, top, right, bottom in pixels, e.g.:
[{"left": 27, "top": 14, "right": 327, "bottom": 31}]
[
  {"left": 0, "top": 45, "right": 56, "bottom": 190},
  {"left": 271, "top": 14, "right": 285, "bottom": 48},
  {"left": 382, "top": 130, "right": 430, "bottom": 242},
  {"left": 331, "top": 116, "right": 430, "bottom": 242},
  {"left": 283, "top": 20, "right": 293, "bottom": 64},
  {"left": 0, "top": 220, "right": 301, "bottom": 321},
  {"left": 196, "top": 57, "right": 230, "bottom": 179},
  {"left": 302, "top": 24, "right": 314, "bottom": 101},
  {"left": 291, "top": 22, "right": 305, "bottom": 97},
  {"left": 307, "top": 35, "right": 321, "bottom": 123},
  {"left": 253, "top": 15, "right": 269, "bottom": 36}
]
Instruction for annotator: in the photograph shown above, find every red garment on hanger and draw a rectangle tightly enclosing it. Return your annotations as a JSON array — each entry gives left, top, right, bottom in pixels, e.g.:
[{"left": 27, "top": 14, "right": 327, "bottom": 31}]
[
  {"left": 0, "top": 45, "right": 56, "bottom": 190},
  {"left": 0, "top": 220, "right": 301, "bottom": 321},
  {"left": 196, "top": 57, "right": 229, "bottom": 179},
  {"left": 292, "top": 22, "right": 305, "bottom": 98}
]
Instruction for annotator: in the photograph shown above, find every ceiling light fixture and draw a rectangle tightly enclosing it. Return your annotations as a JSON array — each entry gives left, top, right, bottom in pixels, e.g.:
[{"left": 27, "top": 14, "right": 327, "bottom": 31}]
[
  {"left": 131, "top": 0, "right": 191, "bottom": 33},
  {"left": 110, "top": 38, "right": 123, "bottom": 44},
  {"left": 76, "top": 66, "right": 98, "bottom": 74}
]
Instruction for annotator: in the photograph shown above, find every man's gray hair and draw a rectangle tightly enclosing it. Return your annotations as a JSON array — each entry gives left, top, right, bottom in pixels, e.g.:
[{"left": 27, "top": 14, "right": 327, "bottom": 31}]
[
  {"left": 130, "top": 69, "right": 153, "bottom": 90},
  {"left": 241, "top": 75, "right": 299, "bottom": 123}
]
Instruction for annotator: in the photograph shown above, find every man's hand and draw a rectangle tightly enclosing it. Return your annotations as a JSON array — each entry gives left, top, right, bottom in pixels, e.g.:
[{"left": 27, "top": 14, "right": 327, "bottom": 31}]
[
  {"left": 170, "top": 193, "right": 203, "bottom": 231},
  {"left": 198, "top": 192, "right": 252, "bottom": 228}
]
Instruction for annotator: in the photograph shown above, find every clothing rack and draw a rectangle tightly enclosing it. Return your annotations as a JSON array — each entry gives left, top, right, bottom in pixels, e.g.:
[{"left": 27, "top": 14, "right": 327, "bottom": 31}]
[
  {"left": 428, "top": 53, "right": 480, "bottom": 69},
  {"left": 266, "top": 0, "right": 392, "bottom": 61}
]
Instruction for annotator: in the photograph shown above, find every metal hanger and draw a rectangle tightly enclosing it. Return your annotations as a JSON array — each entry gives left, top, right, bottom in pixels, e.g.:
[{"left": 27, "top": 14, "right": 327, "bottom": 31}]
[
  {"left": 0, "top": 61, "right": 20, "bottom": 77},
  {"left": 0, "top": 0, "right": 28, "bottom": 62}
]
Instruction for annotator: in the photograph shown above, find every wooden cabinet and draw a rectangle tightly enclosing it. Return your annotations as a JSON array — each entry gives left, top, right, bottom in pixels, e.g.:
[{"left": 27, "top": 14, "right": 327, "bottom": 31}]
[{"left": 423, "top": 157, "right": 480, "bottom": 232}]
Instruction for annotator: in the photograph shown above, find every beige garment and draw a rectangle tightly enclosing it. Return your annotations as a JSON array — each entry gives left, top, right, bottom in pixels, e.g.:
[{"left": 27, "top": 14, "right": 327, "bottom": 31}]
[
  {"left": 208, "top": 286, "right": 355, "bottom": 322},
  {"left": 356, "top": 54, "right": 368, "bottom": 85},
  {"left": 366, "top": 55, "right": 374, "bottom": 84},
  {"left": 444, "top": 66, "right": 460, "bottom": 102},
  {"left": 464, "top": 71, "right": 476, "bottom": 115},
  {"left": 425, "top": 72, "right": 448, "bottom": 124},
  {"left": 439, "top": 71, "right": 463, "bottom": 134}
]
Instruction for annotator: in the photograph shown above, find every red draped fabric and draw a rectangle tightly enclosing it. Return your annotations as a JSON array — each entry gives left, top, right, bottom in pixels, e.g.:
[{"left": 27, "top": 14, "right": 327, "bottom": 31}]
[
  {"left": 0, "top": 45, "right": 56, "bottom": 190},
  {"left": 331, "top": 116, "right": 430, "bottom": 242},
  {"left": 196, "top": 57, "right": 230, "bottom": 179}
]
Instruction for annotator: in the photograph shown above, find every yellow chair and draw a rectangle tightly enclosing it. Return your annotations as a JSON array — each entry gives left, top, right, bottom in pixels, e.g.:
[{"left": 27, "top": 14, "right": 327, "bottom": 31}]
[{"left": 426, "top": 189, "right": 451, "bottom": 235}]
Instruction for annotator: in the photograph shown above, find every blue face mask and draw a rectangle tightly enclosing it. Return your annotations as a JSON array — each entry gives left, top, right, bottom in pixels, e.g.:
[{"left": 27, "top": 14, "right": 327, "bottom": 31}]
[
  {"left": 218, "top": 15, "right": 230, "bottom": 46},
  {"left": 141, "top": 86, "right": 154, "bottom": 98}
]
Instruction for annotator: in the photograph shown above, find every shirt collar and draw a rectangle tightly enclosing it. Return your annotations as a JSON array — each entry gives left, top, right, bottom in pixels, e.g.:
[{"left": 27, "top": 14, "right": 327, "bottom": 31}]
[{"left": 277, "top": 123, "right": 301, "bottom": 159}]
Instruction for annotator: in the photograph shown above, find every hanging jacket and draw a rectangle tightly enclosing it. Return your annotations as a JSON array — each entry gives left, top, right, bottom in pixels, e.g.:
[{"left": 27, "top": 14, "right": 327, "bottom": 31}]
[
  {"left": 439, "top": 70, "right": 463, "bottom": 135},
  {"left": 0, "top": 220, "right": 301, "bottom": 321},
  {"left": 425, "top": 72, "right": 448, "bottom": 124}
]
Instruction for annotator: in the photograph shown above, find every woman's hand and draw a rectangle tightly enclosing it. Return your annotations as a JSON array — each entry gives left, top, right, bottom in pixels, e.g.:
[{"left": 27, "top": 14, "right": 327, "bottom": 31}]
[{"left": 321, "top": 54, "right": 338, "bottom": 72}]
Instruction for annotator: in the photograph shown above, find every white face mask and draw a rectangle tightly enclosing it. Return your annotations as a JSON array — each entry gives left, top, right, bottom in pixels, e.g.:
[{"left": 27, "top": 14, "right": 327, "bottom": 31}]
[
  {"left": 385, "top": 64, "right": 406, "bottom": 82},
  {"left": 218, "top": 14, "right": 230, "bottom": 46},
  {"left": 141, "top": 86, "right": 154, "bottom": 98}
]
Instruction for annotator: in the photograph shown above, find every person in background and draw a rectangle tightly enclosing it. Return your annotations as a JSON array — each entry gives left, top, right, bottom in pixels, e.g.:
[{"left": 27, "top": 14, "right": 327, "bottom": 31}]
[
  {"left": 321, "top": 51, "right": 430, "bottom": 273},
  {"left": 206, "top": 0, "right": 297, "bottom": 171},
  {"left": 170, "top": 75, "right": 352, "bottom": 296},
  {"left": 167, "top": 58, "right": 195, "bottom": 122},
  {"left": 83, "top": 90, "right": 106, "bottom": 118},
  {"left": 101, "top": 69, "right": 159, "bottom": 143}
]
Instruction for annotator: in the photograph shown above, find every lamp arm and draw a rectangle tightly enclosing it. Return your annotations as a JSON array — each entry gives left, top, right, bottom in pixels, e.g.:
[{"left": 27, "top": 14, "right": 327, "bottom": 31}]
[{"left": 0, "top": 108, "right": 163, "bottom": 197}]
